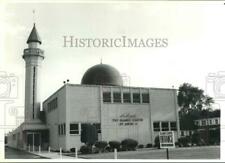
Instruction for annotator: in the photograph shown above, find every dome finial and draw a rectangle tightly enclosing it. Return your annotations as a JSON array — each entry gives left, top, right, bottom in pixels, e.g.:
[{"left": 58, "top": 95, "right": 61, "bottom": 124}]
[{"left": 32, "top": 9, "right": 36, "bottom": 25}]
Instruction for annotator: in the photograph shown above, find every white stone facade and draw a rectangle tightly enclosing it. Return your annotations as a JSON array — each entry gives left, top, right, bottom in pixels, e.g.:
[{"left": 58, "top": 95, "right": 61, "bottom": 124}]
[{"left": 42, "top": 84, "right": 180, "bottom": 151}]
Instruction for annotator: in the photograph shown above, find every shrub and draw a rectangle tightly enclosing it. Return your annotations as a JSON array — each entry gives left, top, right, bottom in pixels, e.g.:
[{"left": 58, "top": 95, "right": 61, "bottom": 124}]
[
  {"left": 146, "top": 143, "right": 153, "bottom": 148},
  {"left": 175, "top": 142, "right": 179, "bottom": 147},
  {"left": 105, "top": 146, "right": 111, "bottom": 152},
  {"left": 191, "top": 132, "right": 200, "bottom": 145},
  {"left": 178, "top": 136, "right": 190, "bottom": 147},
  {"left": 92, "top": 147, "right": 100, "bottom": 154},
  {"left": 70, "top": 148, "right": 75, "bottom": 152},
  {"left": 121, "top": 139, "right": 138, "bottom": 151},
  {"left": 94, "top": 141, "right": 108, "bottom": 153},
  {"left": 138, "top": 144, "right": 144, "bottom": 148},
  {"left": 109, "top": 141, "right": 121, "bottom": 151},
  {"left": 70, "top": 147, "right": 79, "bottom": 152},
  {"left": 79, "top": 145, "right": 92, "bottom": 154}
]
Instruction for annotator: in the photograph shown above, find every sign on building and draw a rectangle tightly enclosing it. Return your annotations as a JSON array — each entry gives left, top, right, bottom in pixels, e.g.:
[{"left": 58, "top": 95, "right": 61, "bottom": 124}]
[{"left": 159, "top": 131, "right": 175, "bottom": 148}]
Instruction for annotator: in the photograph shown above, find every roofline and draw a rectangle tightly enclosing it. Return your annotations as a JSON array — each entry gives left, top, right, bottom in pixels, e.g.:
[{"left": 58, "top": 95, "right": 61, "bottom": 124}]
[
  {"left": 66, "top": 83, "right": 177, "bottom": 91},
  {"left": 43, "top": 84, "right": 66, "bottom": 104},
  {"left": 43, "top": 83, "right": 177, "bottom": 104}
]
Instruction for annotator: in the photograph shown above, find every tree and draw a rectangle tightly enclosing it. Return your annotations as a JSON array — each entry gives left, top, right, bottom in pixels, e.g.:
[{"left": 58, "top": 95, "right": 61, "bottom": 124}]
[
  {"left": 178, "top": 83, "right": 214, "bottom": 114},
  {"left": 178, "top": 83, "right": 214, "bottom": 130},
  {"left": 81, "top": 123, "right": 98, "bottom": 146}
]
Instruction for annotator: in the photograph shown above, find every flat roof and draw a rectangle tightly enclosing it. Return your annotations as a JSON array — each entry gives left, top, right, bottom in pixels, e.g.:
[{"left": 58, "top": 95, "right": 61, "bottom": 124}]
[{"left": 43, "top": 83, "right": 177, "bottom": 104}]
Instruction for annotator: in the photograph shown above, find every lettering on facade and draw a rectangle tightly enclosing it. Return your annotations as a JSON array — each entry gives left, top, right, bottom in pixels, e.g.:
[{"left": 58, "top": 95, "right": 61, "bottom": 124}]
[{"left": 112, "top": 113, "right": 143, "bottom": 126}]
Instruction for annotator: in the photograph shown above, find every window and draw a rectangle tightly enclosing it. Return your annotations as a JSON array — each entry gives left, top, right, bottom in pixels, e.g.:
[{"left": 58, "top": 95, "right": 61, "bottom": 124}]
[
  {"left": 161, "top": 122, "right": 169, "bottom": 131},
  {"left": 70, "top": 123, "right": 79, "bottom": 135},
  {"left": 123, "top": 93, "right": 131, "bottom": 103},
  {"left": 63, "top": 123, "right": 66, "bottom": 135},
  {"left": 189, "top": 131, "right": 192, "bottom": 136},
  {"left": 113, "top": 92, "right": 121, "bottom": 103},
  {"left": 215, "top": 119, "right": 219, "bottom": 125},
  {"left": 103, "top": 92, "right": 111, "bottom": 103},
  {"left": 181, "top": 131, "right": 184, "bottom": 136},
  {"left": 58, "top": 125, "right": 61, "bottom": 135},
  {"left": 202, "top": 120, "right": 206, "bottom": 126},
  {"left": 195, "top": 121, "right": 199, "bottom": 126},
  {"left": 133, "top": 93, "right": 140, "bottom": 103},
  {"left": 60, "top": 124, "right": 63, "bottom": 135},
  {"left": 170, "top": 122, "right": 177, "bottom": 131},
  {"left": 58, "top": 123, "right": 66, "bottom": 135},
  {"left": 209, "top": 119, "right": 212, "bottom": 125},
  {"left": 142, "top": 93, "right": 150, "bottom": 103},
  {"left": 153, "top": 122, "right": 160, "bottom": 131},
  {"left": 47, "top": 97, "right": 58, "bottom": 112},
  {"left": 93, "top": 123, "right": 101, "bottom": 133}
]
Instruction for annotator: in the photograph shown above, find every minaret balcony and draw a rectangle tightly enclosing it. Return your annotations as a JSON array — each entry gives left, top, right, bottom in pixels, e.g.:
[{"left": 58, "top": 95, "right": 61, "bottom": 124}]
[{"left": 23, "top": 48, "right": 44, "bottom": 59}]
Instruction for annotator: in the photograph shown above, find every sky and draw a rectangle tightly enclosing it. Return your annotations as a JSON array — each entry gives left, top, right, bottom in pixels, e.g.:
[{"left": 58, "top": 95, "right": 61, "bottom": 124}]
[
  {"left": 0, "top": 1, "right": 225, "bottom": 152},
  {"left": 1, "top": 2, "right": 225, "bottom": 99}
]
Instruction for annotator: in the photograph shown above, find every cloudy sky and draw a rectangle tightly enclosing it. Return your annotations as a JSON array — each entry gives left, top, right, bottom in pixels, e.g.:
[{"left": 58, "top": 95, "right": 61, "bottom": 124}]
[
  {"left": 0, "top": 1, "right": 225, "bottom": 135},
  {"left": 1, "top": 1, "right": 225, "bottom": 99}
]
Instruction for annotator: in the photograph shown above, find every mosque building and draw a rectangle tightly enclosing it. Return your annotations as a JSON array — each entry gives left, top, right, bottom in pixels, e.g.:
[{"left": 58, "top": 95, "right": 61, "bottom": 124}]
[{"left": 7, "top": 24, "right": 180, "bottom": 151}]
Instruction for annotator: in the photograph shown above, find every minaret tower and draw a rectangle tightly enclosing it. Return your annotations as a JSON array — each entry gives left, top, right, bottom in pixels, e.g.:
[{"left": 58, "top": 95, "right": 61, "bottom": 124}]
[{"left": 23, "top": 24, "right": 44, "bottom": 122}]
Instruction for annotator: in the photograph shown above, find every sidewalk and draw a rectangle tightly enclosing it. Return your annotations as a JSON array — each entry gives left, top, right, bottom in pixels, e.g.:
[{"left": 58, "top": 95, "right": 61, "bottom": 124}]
[{"left": 29, "top": 151, "right": 80, "bottom": 159}]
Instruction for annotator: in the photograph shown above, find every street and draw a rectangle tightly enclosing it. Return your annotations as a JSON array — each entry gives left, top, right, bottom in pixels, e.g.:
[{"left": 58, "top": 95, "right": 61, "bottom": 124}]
[
  {"left": 5, "top": 147, "right": 47, "bottom": 159},
  {"left": 5, "top": 145, "right": 220, "bottom": 159}
]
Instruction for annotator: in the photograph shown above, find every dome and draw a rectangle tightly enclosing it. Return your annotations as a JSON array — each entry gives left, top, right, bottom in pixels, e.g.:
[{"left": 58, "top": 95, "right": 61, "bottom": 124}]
[{"left": 81, "top": 64, "right": 123, "bottom": 86}]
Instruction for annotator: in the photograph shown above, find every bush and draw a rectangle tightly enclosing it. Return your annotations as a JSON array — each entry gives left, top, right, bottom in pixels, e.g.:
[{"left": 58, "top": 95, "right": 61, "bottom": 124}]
[
  {"left": 79, "top": 145, "right": 92, "bottom": 154},
  {"left": 138, "top": 144, "right": 144, "bottom": 148},
  {"left": 92, "top": 147, "right": 100, "bottom": 154},
  {"left": 109, "top": 141, "right": 121, "bottom": 151},
  {"left": 178, "top": 136, "right": 190, "bottom": 147},
  {"left": 146, "top": 143, "right": 153, "bottom": 148},
  {"left": 175, "top": 142, "right": 179, "bottom": 147},
  {"left": 70, "top": 148, "right": 75, "bottom": 152},
  {"left": 154, "top": 136, "right": 160, "bottom": 148},
  {"left": 70, "top": 147, "right": 80, "bottom": 152},
  {"left": 105, "top": 146, "right": 111, "bottom": 152},
  {"left": 121, "top": 139, "right": 138, "bottom": 151},
  {"left": 191, "top": 132, "right": 201, "bottom": 145},
  {"left": 94, "top": 141, "right": 108, "bottom": 153}
]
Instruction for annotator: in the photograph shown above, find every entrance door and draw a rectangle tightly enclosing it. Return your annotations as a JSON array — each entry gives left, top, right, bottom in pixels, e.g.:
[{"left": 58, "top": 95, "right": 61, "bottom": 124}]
[
  {"left": 27, "top": 132, "right": 41, "bottom": 150},
  {"left": 34, "top": 133, "right": 41, "bottom": 146},
  {"left": 27, "top": 134, "right": 33, "bottom": 146}
]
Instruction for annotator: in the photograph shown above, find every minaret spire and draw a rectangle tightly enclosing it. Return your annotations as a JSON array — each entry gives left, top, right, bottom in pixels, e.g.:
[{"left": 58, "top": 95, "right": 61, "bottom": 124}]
[
  {"left": 23, "top": 23, "right": 44, "bottom": 122},
  {"left": 27, "top": 23, "right": 42, "bottom": 44},
  {"left": 27, "top": 10, "right": 41, "bottom": 44}
]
